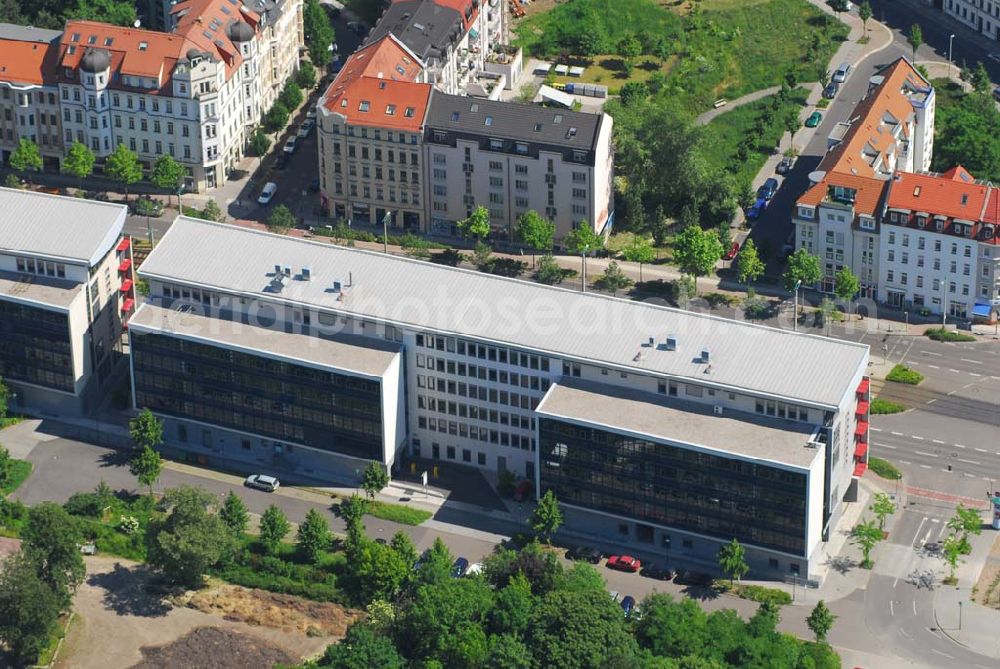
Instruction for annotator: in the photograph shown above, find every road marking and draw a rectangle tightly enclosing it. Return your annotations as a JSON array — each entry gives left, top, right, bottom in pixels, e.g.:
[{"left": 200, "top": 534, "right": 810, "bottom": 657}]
[
  {"left": 927, "top": 364, "right": 940, "bottom": 369},
  {"left": 929, "top": 518, "right": 940, "bottom": 524},
  {"left": 920, "top": 464, "right": 932, "bottom": 469},
  {"left": 949, "top": 368, "right": 961, "bottom": 373},
  {"left": 921, "top": 350, "right": 942, "bottom": 356},
  {"left": 878, "top": 443, "right": 897, "bottom": 449},
  {"left": 957, "top": 458, "right": 981, "bottom": 465},
  {"left": 889, "top": 600, "right": 895, "bottom": 615},
  {"left": 970, "top": 372, "right": 983, "bottom": 377},
  {"left": 964, "top": 473, "right": 977, "bottom": 478},
  {"left": 901, "top": 460, "right": 912, "bottom": 465},
  {"left": 942, "top": 468, "right": 952, "bottom": 473},
  {"left": 913, "top": 601, "right": 918, "bottom": 615},
  {"left": 911, "top": 517, "right": 928, "bottom": 548},
  {"left": 912, "top": 435, "right": 924, "bottom": 441},
  {"left": 933, "top": 439, "right": 945, "bottom": 444},
  {"left": 892, "top": 431, "right": 904, "bottom": 436},
  {"left": 914, "top": 451, "right": 937, "bottom": 457},
  {"left": 961, "top": 358, "right": 982, "bottom": 364},
  {"left": 975, "top": 447, "right": 988, "bottom": 453},
  {"left": 955, "top": 444, "right": 967, "bottom": 449},
  {"left": 899, "top": 629, "right": 912, "bottom": 639},
  {"left": 870, "top": 427, "right": 882, "bottom": 432},
  {"left": 926, "top": 398, "right": 937, "bottom": 404},
  {"left": 931, "top": 649, "right": 952, "bottom": 659},
  {"left": 991, "top": 376, "right": 1000, "bottom": 380}
]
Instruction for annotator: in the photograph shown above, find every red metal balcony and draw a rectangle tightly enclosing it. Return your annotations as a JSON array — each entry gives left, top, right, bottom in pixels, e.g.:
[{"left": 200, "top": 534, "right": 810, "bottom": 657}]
[
  {"left": 855, "top": 421, "right": 869, "bottom": 440},
  {"left": 121, "top": 297, "right": 135, "bottom": 313},
  {"left": 120, "top": 278, "right": 133, "bottom": 294},
  {"left": 856, "top": 377, "right": 870, "bottom": 397},
  {"left": 855, "top": 400, "right": 870, "bottom": 416},
  {"left": 118, "top": 258, "right": 132, "bottom": 273},
  {"left": 855, "top": 441, "right": 868, "bottom": 459},
  {"left": 116, "top": 237, "right": 131, "bottom": 253},
  {"left": 853, "top": 461, "right": 867, "bottom": 477}
]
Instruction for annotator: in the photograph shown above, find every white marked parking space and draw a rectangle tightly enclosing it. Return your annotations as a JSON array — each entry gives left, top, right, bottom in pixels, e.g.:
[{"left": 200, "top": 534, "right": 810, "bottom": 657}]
[
  {"left": 975, "top": 448, "right": 988, "bottom": 453},
  {"left": 870, "top": 427, "right": 882, "bottom": 432},
  {"left": 927, "top": 364, "right": 940, "bottom": 369},
  {"left": 956, "top": 458, "right": 981, "bottom": 465},
  {"left": 955, "top": 444, "right": 967, "bottom": 449},
  {"left": 920, "top": 464, "right": 932, "bottom": 469}
]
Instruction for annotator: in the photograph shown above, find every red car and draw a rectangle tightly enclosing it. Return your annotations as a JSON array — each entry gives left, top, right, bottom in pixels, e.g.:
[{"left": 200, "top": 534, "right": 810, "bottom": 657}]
[
  {"left": 607, "top": 555, "right": 642, "bottom": 572},
  {"left": 513, "top": 479, "right": 533, "bottom": 502},
  {"left": 723, "top": 241, "right": 740, "bottom": 261}
]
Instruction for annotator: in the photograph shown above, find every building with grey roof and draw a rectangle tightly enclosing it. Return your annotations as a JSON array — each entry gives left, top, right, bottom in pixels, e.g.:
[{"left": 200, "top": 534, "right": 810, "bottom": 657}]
[
  {"left": 0, "top": 189, "right": 135, "bottom": 414},
  {"left": 135, "top": 216, "right": 870, "bottom": 577}
]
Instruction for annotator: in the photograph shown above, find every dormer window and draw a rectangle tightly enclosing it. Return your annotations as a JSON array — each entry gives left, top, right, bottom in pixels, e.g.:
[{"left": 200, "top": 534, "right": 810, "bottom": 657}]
[
  {"left": 916, "top": 214, "right": 927, "bottom": 228},
  {"left": 70, "top": 33, "right": 80, "bottom": 42}
]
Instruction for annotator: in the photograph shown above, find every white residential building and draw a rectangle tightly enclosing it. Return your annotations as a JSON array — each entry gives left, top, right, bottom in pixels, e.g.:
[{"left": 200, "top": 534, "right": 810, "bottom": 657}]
[{"left": 943, "top": 0, "right": 1000, "bottom": 41}]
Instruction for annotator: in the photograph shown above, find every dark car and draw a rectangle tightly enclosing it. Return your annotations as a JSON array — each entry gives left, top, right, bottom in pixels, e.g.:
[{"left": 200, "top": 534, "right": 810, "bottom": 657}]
[
  {"left": 804, "top": 111, "right": 823, "bottom": 128},
  {"left": 675, "top": 570, "right": 714, "bottom": 587},
  {"left": 567, "top": 546, "right": 602, "bottom": 564},
  {"left": 758, "top": 177, "right": 779, "bottom": 200},
  {"left": 823, "top": 81, "right": 839, "bottom": 99},
  {"left": 513, "top": 479, "right": 533, "bottom": 502},
  {"left": 640, "top": 564, "right": 676, "bottom": 581},
  {"left": 620, "top": 595, "right": 636, "bottom": 617},
  {"left": 275, "top": 152, "right": 289, "bottom": 170},
  {"left": 746, "top": 196, "right": 768, "bottom": 221},
  {"left": 309, "top": 177, "right": 321, "bottom": 192},
  {"left": 451, "top": 557, "right": 470, "bottom": 578},
  {"left": 412, "top": 549, "right": 432, "bottom": 571}
]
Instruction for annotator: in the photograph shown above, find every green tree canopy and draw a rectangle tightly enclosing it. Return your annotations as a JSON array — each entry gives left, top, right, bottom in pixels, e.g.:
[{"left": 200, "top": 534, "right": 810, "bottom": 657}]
[
  {"left": 933, "top": 89, "right": 1000, "bottom": 182},
  {"left": 834, "top": 266, "right": 860, "bottom": 303},
  {"left": 806, "top": 600, "right": 837, "bottom": 642},
  {"left": 63, "top": 141, "right": 95, "bottom": 187},
  {"left": 220, "top": 491, "right": 249, "bottom": 538},
  {"left": 265, "top": 102, "right": 290, "bottom": 133},
  {"left": 146, "top": 485, "right": 236, "bottom": 587},
  {"left": 858, "top": 1, "right": 872, "bottom": 33},
  {"left": 296, "top": 61, "right": 317, "bottom": 89},
  {"left": 150, "top": 154, "right": 186, "bottom": 208},
  {"left": 129, "top": 408, "right": 164, "bottom": 451},
  {"left": 303, "top": 0, "right": 335, "bottom": 66},
  {"left": 717, "top": 538, "right": 749, "bottom": 584},
  {"left": 907, "top": 23, "right": 923, "bottom": 59},
  {"left": 394, "top": 578, "right": 495, "bottom": 661},
  {"left": 361, "top": 462, "right": 389, "bottom": 500},
  {"left": 280, "top": 82, "right": 304, "bottom": 111},
  {"left": 736, "top": 238, "right": 765, "bottom": 285},
  {"left": 529, "top": 490, "right": 564, "bottom": 543},
  {"left": 516, "top": 210, "right": 556, "bottom": 260},
  {"left": 128, "top": 444, "right": 162, "bottom": 496},
  {"left": 71, "top": 0, "right": 136, "bottom": 25},
  {"left": 22, "top": 503, "right": 85, "bottom": 608},
  {"left": 201, "top": 198, "right": 224, "bottom": 222},
  {"left": 320, "top": 623, "right": 406, "bottom": 669},
  {"left": 782, "top": 248, "right": 821, "bottom": 290},
  {"left": 851, "top": 519, "right": 883, "bottom": 568},
  {"left": 104, "top": 143, "right": 142, "bottom": 198},
  {"left": 563, "top": 223, "right": 603, "bottom": 255},
  {"left": 594, "top": 260, "right": 634, "bottom": 296},
  {"left": 458, "top": 205, "right": 491, "bottom": 241},
  {"left": 526, "top": 587, "right": 638, "bottom": 668},
  {"left": 259, "top": 504, "right": 291, "bottom": 555},
  {"left": 0, "top": 552, "right": 62, "bottom": 666},
  {"left": 250, "top": 129, "right": 272, "bottom": 157},
  {"left": 673, "top": 225, "right": 723, "bottom": 278},
  {"left": 297, "top": 508, "right": 332, "bottom": 563},
  {"left": 870, "top": 492, "right": 897, "bottom": 531},
  {"left": 267, "top": 204, "right": 296, "bottom": 233},
  {"left": 621, "top": 235, "right": 656, "bottom": 282},
  {"left": 534, "top": 254, "right": 566, "bottom": 285},
  {"left": 9, "top": 138, "right": 41, "bottom": 181}
]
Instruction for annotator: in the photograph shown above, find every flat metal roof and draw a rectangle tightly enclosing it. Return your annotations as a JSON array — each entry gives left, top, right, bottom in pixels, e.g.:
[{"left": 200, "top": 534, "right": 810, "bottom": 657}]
[
  {"left": 128, "top": 303, "right": 402, "bottom": 378},
  {"left": 0, "top": 188, "right": 126, "bottom": 265},
  {"left": 139, "top": 218, "right": 869, "bottom": 407},
  {"left": 536, "top": 380, "right": 822, "bottom": 470},
  {"left": 0, "top": 269, "right": 81, "bottom": 310}
]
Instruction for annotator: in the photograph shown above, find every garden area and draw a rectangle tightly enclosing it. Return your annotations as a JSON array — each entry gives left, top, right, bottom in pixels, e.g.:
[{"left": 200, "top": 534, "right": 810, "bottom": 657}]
[{"left": 930, "top": 75, "right": 1000, "bottom": 183}]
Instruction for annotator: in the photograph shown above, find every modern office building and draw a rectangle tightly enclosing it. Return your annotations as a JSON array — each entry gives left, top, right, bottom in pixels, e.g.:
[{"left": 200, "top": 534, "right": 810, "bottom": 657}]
[
  {"left": 134, "top": 216, "right": 869, "bottom": 576},
  {"left": 0, "top": 188, "right": 133, "bottom": 414}
]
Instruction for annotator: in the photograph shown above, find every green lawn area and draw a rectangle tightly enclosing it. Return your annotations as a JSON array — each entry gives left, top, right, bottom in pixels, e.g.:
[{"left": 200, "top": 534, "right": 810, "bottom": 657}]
[
  {"left": 0, "top": 459, "right": 32, "bottom": 497},
  {"left": 516, "top": 0, "right": 847, "bottom": 112},
  {"left": 868, "top": 457, "right": 902, "bottom": 481},
  {"left": 886, "top": 364, "right": 924, "bottom": 385},
  {"left": 367, "top": 500, "right": 432, "bottom": 526},
  {"left": 870, "top": 397, "right": 907, "bottom": 414},
  {"left": 699, "top": 88, "right": 810, "bottom": 185}
]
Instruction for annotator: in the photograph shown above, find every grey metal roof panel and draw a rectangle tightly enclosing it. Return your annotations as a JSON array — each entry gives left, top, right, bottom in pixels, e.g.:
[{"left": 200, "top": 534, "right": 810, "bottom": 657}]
[
  {"left": 537, "top": 380, "right": 822, "bottom": 470},
  {"left": 0, "top": 22, "right": 62, "bottom": 43},
  {"left": 425, "top": 92, "right": 603, "bottom": 149},
  {"left": 366, "top": 0, "right": 463, "bottom": 61},
  {"left": 139, "top": 218, "right": 869, "bottom": 407},
  {"left": 0, "top": 188, "right": 126, "bottom": 265}
]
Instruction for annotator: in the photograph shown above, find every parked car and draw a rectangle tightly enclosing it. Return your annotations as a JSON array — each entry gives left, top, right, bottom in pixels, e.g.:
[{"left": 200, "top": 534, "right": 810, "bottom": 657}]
[
  {"left": 723, "top": 241, "right": 740, "bottom": 261},
  {"left": 451, "top": 557, "right": 470, "bottom": 578},
  {"left": 746, "top": 196, "right": 768, "bottom": 221},
  {"left": 466, "top": 562, "right": 483, "bottom": 576},
  {"left": 640, "top": 564, "right": 676, "bottom": 581},
  {"left": 805, "top": 111, "right": 823, "bottom": 128},
  {"left": 306, "top": 108, "right": 317, "bottom": 120},
  {"left": 257, "top": 182, "right": 278, "bottom": 204},
  {"left": 274, "top": 152, "right": 289, "bottom": 170},
  {"left": 674, "top": 570, "right": 714, "bottom": 587},
  {"left": 413, "top": 549, "right": 432, "bottom": 571},
  {"left": 284, "top": 136, "right": 298, "bottom": 153},
  {"left": 513, "top": 479, "right": 533, "bottom": 502},
  {"left": 832, "top": 62, "right": 852, "bottom": 84},
  {"left": 297, "top": 120, "right": 315, "bottom": 138},
  {"left": 776, "top": 156, "right": 795, "bottom": 174},
  {"left": 309, "top": 177, "right": 321, "bottom": 192},
  {"left": 758, "top": 177, "right": 779, "bottom": 200},
  {"left": 244, "top": 474, "right": 280, "bottom": 492},
  {"left": 607, "top": 555, "right": 642, "bottom": 573},
  {"left": 567, "top": 546, "right": 603, "bottom": 564},
  {"left": 620, "top": 595, "right": 636, "bottom": 617},
  {"left": 823, "top": 81, "right": 840, "bottom": 99}
]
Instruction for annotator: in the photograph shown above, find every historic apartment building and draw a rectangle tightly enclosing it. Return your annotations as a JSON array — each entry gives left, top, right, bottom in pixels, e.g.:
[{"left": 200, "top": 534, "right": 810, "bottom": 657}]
[
  {"left": 317, "top": 0, "right": 613, "bottom": 240},
  {"left": 0, "top": 188, "right": 133, "bottom": 415},
  {"left": 943, "top": 0, "right": 1000, "bottom": 41},
  {"left": 134, "top": 216, "right": 870, "bottom": 577},
  {"left": 0, "top": 0, "right": 303, "bottom": 192}
]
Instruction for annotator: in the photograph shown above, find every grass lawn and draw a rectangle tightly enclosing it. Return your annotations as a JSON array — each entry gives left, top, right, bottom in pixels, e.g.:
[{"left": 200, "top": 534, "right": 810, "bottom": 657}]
[
  {"left": 0, "top": 459, "right": 32, "bottom": 497},
  {"left": 868, "top": 457, "right": 902, "bottom": 481},
  {"left": 699, "top": 88, "right": 809, "bottom": 185},
  {"left": 870, "top": 398, "right": 907, "bottom": 414},
  {"left": 886, "top": 364, "right": 924, "bottom": 385},
  {"left": 367, "top": 501, "right": 432, "bottom": 526}
]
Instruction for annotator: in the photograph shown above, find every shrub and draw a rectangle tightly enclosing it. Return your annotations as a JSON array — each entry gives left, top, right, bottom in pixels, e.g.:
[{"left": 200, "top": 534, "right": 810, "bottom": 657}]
[
  {"left": 870, "top": 398, "right": 906, "bottom": 414},
  {"left": 924, "top": 327, "right": 976, "bottom": 342},
  {"left": 118, "top": 516, "right": 140, "bottom": 535},
  {"left": 721, "top": 583, "right": 793, "bottom": 606},
  {"left": 480, "top": 257, "right": 527, "bottom": 277},
  {"left": 63, "top": 492, "right": 106, "bottom": 518},
  {"left": 886, "top": 364, "right": 923, "bottom": 385},
  {"left": 214, "top": 562, "right": 344, "bottom": 603},
  {"left": 432, "top": 248, "right": 465, "bottom": 266},
  {"left": 868, "top": 457, "right": 902, "bottom": 481},
  {"left": 0, "top": 498, "right": 28, "bottom": 532}
]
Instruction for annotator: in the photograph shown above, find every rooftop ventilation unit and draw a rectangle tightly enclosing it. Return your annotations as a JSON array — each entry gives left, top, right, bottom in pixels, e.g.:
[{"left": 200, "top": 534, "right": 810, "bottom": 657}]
[
  {"left": 701, "top": 349, "right": 710, "bottom": 363},
  {"left": 331, "top": 280, "right": 342, "bottom": 293},
  {"left": 283, "top": 265, "right": 291, "bottom": 277},
  {"left": 665, "top": 335, "right": 677, "bottom": 351},
  {"left": 274, "top": 263, "right": 282, "bottom": 275},
  {"left": 647, "top": 336, "right": 654, "bottom": 347},
  {"left": 301, "top": 267, "right": 311, "bottom": 281}
]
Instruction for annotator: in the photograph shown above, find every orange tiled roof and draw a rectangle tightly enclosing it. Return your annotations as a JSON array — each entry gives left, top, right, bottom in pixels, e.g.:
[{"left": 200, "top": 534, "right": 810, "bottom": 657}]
[
  {"left": 170, "top": 0, "right": 248, "bottom": 75},
  {"left": 0, "top": 38, "right": 59, "bottom": 86},
  {"left": 797, "top": 173, "right": 887, "bottom": 218},
  {"left": 322, "top": 34, "right": 431, "bottom": 131},
  {"left": 60, "top": 21, "right": 184, "bottom": 85},
  {"left": 886, "top": 169, "right": 989, "bottom": 220}
]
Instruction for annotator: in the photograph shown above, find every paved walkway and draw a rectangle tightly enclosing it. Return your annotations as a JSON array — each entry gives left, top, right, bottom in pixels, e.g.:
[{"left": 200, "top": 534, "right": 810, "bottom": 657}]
[
  {"left": 932, "top": 529, "right": 1000, "bottom": 661},
  {"left": 694, "top": 85, "right": 783, "bottom": 125}
]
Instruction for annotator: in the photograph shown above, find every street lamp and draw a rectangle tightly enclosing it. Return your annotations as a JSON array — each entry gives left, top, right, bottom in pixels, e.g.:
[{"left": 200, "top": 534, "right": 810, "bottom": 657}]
[
  {"left": 792, "top": 279, "right": 802, "bottom": 332},
  {"left": 581, "top": 243, "right": 590, "bottom": 293},
  {"left": 959, "top": 600, "right": 963, "bottom": 630},
  {"left": 381, "top": 211, "right": 391, "bottom": 254},
  {"left": 949, "top": 34, "right": 956, "bottom": 78}
]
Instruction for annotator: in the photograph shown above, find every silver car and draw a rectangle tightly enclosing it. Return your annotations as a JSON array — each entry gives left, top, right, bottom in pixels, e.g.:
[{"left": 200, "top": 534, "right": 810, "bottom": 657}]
[{"left": 244, "top": 474, "right": 280, "bottom": 492}]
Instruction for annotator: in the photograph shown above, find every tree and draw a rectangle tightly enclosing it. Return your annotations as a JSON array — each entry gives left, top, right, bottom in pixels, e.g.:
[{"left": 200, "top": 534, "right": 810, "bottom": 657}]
[
  {"left": 259, "top": 504, "right": 291, "bottom": 555},
  {"left": 296, "top": 61, "right": 317, "bottom": 89},
  {"left": 265, "top": 101, "right": 290, "bottom": 133},
  {"left": 806, "top": 600, "right": 837, "bottom": 642},
  {"left": 783, "top": 248, "right": 821, "bottom": 290},
  {"left": 858, "top": 1, "right": 872, "bottom": 34},
  {"left": 220, "top": 491, "right": 249, "bottom": 538},
  {"left": 563, "top": 223, "right": 603, "bottom": 256},
  {"left": 340, "top": 494, "right": 370, "bottom": 557},
  {"left": 534, "top": 254, "right": 566, "bottom": 285},
  {"left": 280, "top": 81, "right": 304, "bottom": 111},
  {"left": 390, "top": 531, "right": 418, "bottom": 567},
  {"left": 942, "top": 533, "right": 965, "bottom": 582},
  {"left": 907, "top": 23, "right": 923, "bottom": 60},
  {"left": 361, "top": 461, "right": 389, "bottom": 500},
  {"left": 621, "top": 235, "right": 656, "bottom": 282},
  {"left": 129, "top": 445, "right": 162, "bottom": 496},
  {"left": 526, "top": 587, "right": 637, "bottom": 668},
  {"left": 675, "top": 273, "right": 697, "bottom": 309},
  {"left": 653, "top": 36, "right": 671, "bottom": 64},
  {"left": 458, "top": 205, "right": 491, "bottom": 242},
  {"left": 619, "top": 81, "right": 648, "bottom": 106},
  {"left": 834, "top": 266, "right": 860, "bottom": 313},
  {"left": 932, "top": 89, "right": 1000, "bottom": 181},
  {"left": 530, "top": 490, "right": 563, "bottom": 544},
  {"left": 62, "top": 140, "right": 95, "bottom": 188},
  {"left": 0, "top": 374, "right": 9, "bottom": 419},
  {"left": 150, "top": 154, "right": 186, "bottom": 210},
  {"left": 851, "top": 519, "right": 883, "bottom": 568},
  {"left": 319, "top": 623, "right": 406, "bottom": 669},
  {"left": 146, "top": 485, "right": 236, "bottom": 587},
  {"left": 595, "top": 261, "right": 634, "bottom": 296},
  {"left": 21, "top": 503, "right": 85, "bottom": 607},
  {"left": 250, "top": 129, "right": 272, "bottom": 156},
  {"left": 201, "top": 198, "right": 224, "bottom": 222},
  {"left": 412, "top": 537, "right": 455, "bottom": 587},
  {"left": 0, "top": 552, "right": 62, "bottom": 666},
  {"left": 673, "top": 225, "right": 723, "bottom": 279},
  {"left": 818, "top": 297, "right": 837, "bottom": 335},
  {"left": 742, "top": 288, "right": 768, "bottom": 322},
  {"left": 297, "top": 508, "right": 332, "bottom": 563},
  {"left": 303, "top": 0, "right": 335, "bottom": 66},
  {"left": 948, "top": 504, "right": 983, "bottom": 553},
  {"left": 717, "top": 538, "right": 749, "bottom": 585},
  {"left": 8, "top": 138, "right": 41, "bottom": 184},
  {"left": 267, "top": 204, "right": 296, "bottom": 233},
  {"left": 129, "top": 408, "right": 164, "bottom": 452},
  {"left": 104, "top": 143, "right": 142, "bottom": 200},
  {"left": 71, "top": 0, "right": 136, "bottom": 26},
  {"left": 617, "top": 34, "right": 642, "bottom": 75},
  {"left": 736, "top": 238, "right": 765, "bottom": 285},
  {"left": 516, "top": 210, "right": 555, "bottom": 267},
  {"left": 971, "top": 62, "right": 992, "bottom": 94},
  {"left": 783, "top": 109, "right": 799, "bottom": 152},
  {"left": 870, "top": 492, "right": 897, "bottom": 532}
]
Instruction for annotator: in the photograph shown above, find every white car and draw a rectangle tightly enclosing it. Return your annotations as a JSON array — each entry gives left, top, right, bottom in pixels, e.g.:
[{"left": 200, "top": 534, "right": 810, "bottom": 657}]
[
  {"left": 306, "top": 108, "right": 317, "bottom": 120},
  {"left": 284, "top": 136, "right": 298, "bottom": 153},
  {"left": 466, "top": 562, "right": 483, "bottom": 576},
  {"left": 297, "top": 120, "right": 315, "bottom": 139},
  {"left": 257, "top": 182, "right": 277, "bottom": 205},
  {"left": 244, "top": 474, "right": 280, "bottom": 492}
]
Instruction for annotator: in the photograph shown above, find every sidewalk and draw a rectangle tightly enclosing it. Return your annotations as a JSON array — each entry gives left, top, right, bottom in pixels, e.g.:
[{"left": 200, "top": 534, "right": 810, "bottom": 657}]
[{"left": 933, "top": 530, "right": 1000, "bottom": 660}]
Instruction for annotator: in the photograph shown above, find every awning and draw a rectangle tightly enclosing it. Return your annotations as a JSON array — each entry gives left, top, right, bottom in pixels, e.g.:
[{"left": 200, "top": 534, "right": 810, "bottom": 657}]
[
  {"left": 116, "top": 237, "right": 130, "bottom": 252},
  {"left": 118, "top": 258, "right": 132, "bottom": 273},
  {"left": 972, "top": 303, "right": 993, "bottom": 317},
  {"left": 855, "top": 400, "right": 869, "bottom": 415},
  {"left": 855, "top": 441, "right": 868, "bottom": 459},
  {"left": 853, "top": 462, "right": 867, "bottom": 478},
  {"left": 856, "top": 378, "right": 870, "bottom": 395},
  {"left": 121, "top": 297, "right": 134, "bottom": 313},
  {"left": 120, "top": 279, "right": 133, "bottom": 293}
]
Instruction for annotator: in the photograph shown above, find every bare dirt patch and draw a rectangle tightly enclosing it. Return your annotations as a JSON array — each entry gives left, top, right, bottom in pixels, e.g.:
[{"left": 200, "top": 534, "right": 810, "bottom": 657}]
[
  {"left": 132, "top": 626, "right": 296, "bottom": 669},
  {"left": 182, "top": 583, "right": 362, "bottom": 637},
  {"left": 972, "top": 532, "right": 1000, "bottom": 608}
]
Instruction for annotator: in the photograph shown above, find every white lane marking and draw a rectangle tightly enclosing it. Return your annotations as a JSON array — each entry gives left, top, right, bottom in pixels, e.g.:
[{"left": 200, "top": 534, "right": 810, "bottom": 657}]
[
  {"left": 942, "top": 468, "right": 952, "bottom": 473},
  {"left": 889, "top": 599, "right": 895, "bottom": 615},
  {"left": 920, "top": 464, "right": 932, "bottom": 469},
  {"left": 878, "top": 443, "right": 897, "bottom": 449},
  {"left": 911, "top": 517, "right": 928, "bottom": 547},
  {"left": 913, "top": 601, "right": 918, "bottom": 615},
  {"left": 955, "top": 444, "right": 967, "bottom": 449},
  {"left": 961, "top": 358, "right": 982, "bottom": 364},
  {"left": 991, "top": 376, "right": 1000, "bottom": 380},
  {"left": 926, "top": 398, "right": 937, "bottom": 404},
  {"left": 929, "top": 519, "right": 940, "bottom": 524},
  {"left": 901, "top": 460, "right": 912, "bottom": 465},
  {"left": 928, "top": 364, "right": 940, "bottom": 369},
  {"left": 891, "top": 431, "right": 904, "bottom": 436},
  {"left": 871, "top": 427, "right": 882, "bottom": 432},
  {"left": 912, "top": 435, "right": 925, "bottom": 440},
  {"left": 975, "top": 447, "right": 988, "bottom": 453},
  {"left": 931, "top": 649, "right": 952, "bottom": 659},
  {"left": 949, "top": 368, "right": 961, "bottom": 373},
  {"left": 914, "top": 451, "right": 937, "bottom": 457},
  {"left": 970, "top": 372, "right": 983, "bottom": 377},
  {"left": 933, "top": 439, "right": 945, "bottom": 444},
  {"left": 921, "top": 350, "right": 942, "bottom": 356},
  {"left": 957, "top": 458, "right": 981, "bottom": 465},
  {"left": 900, "top": 629, "right": 912, "bottom": 639},
  {"left": 964, "top": 472, "right": 977, "bottom": 478}
]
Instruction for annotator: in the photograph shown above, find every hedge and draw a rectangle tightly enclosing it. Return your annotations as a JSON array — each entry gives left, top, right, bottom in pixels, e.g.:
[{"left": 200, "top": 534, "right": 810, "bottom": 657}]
[
  {"left": 868, "top": 457, "right": 902, "bottom": 481},
  {"left": 925, "top": 327, "right": 976, "bottom": 342},
  {"left": 886, "top": 364, "right": 923, "bottom": 385}
]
